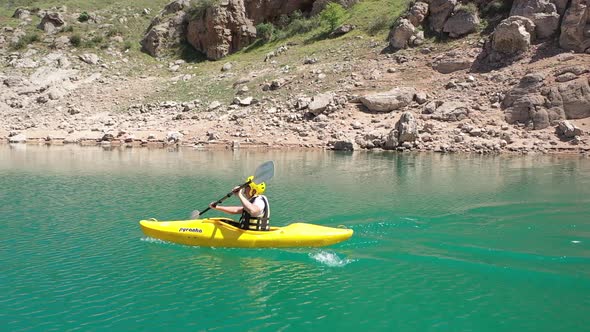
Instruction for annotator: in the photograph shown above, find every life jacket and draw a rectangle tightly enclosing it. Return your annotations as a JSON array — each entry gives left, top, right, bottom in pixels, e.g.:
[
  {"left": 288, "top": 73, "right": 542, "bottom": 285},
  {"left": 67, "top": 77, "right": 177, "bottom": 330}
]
[{"left": 239, "top": 195, "right": 270, "bottom": 231}]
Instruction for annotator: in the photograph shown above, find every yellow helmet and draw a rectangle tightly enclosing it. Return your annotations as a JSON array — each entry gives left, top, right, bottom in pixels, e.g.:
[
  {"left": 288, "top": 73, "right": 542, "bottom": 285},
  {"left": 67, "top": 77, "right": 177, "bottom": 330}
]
[{"left": 246, "top": 175, "right": 266, "bottom": 195}]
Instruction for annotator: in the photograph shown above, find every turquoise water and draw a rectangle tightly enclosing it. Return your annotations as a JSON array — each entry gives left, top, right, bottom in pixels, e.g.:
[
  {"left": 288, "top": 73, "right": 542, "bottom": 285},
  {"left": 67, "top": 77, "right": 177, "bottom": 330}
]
[{"left": 1, "top": 145, "right": 589, "bottom": 331}]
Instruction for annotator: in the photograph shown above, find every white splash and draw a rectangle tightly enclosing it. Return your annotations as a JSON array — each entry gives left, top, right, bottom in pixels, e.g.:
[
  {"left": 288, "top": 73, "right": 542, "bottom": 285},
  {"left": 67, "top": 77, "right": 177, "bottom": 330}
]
[
  {"left": 309, "top": 251, "right": 353, "bottom": 267},
  {"left": 140, "top": 237, "right": 170, "bottom": 244},
  {"left": 571, "top": 240, "right": 581, "bottom": 244}
]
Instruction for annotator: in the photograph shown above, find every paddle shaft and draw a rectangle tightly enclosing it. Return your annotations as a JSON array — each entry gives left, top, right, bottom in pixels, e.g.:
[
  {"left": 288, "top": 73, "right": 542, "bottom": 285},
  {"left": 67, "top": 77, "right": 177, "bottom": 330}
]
[{"left": 198, "top": 180, "right": 251, "bottom": 217}]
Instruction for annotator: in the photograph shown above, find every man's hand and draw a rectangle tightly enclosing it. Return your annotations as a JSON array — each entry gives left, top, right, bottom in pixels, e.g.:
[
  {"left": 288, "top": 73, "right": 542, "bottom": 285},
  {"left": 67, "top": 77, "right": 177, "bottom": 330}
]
[
  {"left": 209, "top": 202, "right": 218, "bottom": 209},
  {"left": 232, "top": 186, "right": 243, "bottom": 196}
]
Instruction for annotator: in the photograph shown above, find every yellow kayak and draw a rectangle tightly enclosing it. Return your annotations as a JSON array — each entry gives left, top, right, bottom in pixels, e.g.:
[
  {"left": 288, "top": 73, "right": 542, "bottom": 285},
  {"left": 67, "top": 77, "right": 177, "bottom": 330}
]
[{"left": 139, "top": 218, "right": 353, "bottom": 248}]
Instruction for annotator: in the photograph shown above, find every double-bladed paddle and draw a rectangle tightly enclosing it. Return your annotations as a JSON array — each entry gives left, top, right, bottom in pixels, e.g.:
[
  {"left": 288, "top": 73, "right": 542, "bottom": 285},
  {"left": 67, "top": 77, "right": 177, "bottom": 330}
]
[{"left": 191, "top": 161, "right": 275, "bottom": 219}]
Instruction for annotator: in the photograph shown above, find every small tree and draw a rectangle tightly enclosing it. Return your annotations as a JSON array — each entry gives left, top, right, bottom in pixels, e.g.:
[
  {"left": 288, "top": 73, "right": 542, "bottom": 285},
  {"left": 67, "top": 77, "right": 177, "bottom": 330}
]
[
  {"left": 256, "top": 22, "right": 275, "bottom": 42},
  {"left": 320, "top": 3, "right": 347, "bottom": 31}
]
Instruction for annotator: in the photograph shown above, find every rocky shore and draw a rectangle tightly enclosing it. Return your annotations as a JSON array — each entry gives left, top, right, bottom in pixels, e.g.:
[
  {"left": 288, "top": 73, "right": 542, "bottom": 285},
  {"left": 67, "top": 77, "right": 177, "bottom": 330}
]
[{"left": 1, "top": 0, "right": 589, "bottom": 156}]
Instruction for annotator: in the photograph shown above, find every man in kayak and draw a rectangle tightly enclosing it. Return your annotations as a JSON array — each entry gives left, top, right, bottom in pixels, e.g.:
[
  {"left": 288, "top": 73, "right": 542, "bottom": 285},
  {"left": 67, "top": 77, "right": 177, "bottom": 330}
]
[{"left": 209, "top": 176, "right": 271, "bottom": 231}]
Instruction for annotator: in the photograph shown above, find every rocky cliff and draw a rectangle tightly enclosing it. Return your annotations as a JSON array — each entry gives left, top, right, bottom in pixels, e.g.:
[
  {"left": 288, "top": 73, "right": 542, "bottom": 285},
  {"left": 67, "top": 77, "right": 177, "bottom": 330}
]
[{"left": 141, "top": 0, "right": 357, "bottom": 60}]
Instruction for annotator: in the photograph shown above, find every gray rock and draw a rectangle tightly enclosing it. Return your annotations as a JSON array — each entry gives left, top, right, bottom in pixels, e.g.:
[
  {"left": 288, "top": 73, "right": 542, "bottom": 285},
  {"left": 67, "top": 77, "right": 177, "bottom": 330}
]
[
  {"left": 556, "top": 120, "right": 582, "bottom": 138},
  {"left": 432, "top": 52, "right": 473, "bottom": 74},
  {"left": 407, "top": 2, "right": 429, "bottom": 27},
  {"left": 511, "top": 0, "right": 561, "bottom": 39},
  {"left": 559, "top": 0, "right": 590, "bottom": 53},
  {"left": 431, "top": 101, "right": 470, "bottom": 122},
  {"left": 555, "top": 65, "right": 590, "bottom": 76},
  {"left": 388, "top": 19, "right": 415, "bottom": 50},
  {"left": 330, "top": 24, "right": 356, "bottom": 37},
  {"left": 555, "top": 72, "right": 578, "bottom": 82},
  {"left": 396, "top": 112, "right": 419, "bottom": 142},
  {"left": 9, "top": 133, "right": 26, "bottom": 143},
  {"left": 38, "top": 13, "right": 66, "bottom": 34},
  {"left": 360, "top": 88, "right": 417, "bottom": 112},
  {"left": 166, "top": 131, "right": 183, "bottom": 143},
  {"left": 13, "top": 8, "right": 31, "bottom": 20},
  {"left": 308, "top": 93, "right": 334, "bottom": 116},
  {"left": 333, "top": 140, "right": 354, "bottom": 151},
  {"left": 492, "top": 16, "right": 536, "bottom": 54},
  {"left": 443, "top": 7, "right": 480, "bottom": 38},
  {"left": 415, "top": 92, "right": 428, "bottom": 105},
  {"left": 383, "top": 129, "right": 399, "bottom": 150},
  {"left": 208, "top": 101, "right": 221, "bottom": 111},
  {"left": 221, "top": 62, "right": 232, "bottom": 71},
  {"left": 558, "top": 78, "right": 590, "bottom": 119},
  {"left": 427, "top": 0, "right": 457, "bottom": 33},
  {"left": 79, "top": 53, "right": 100, "bottom": 65}
]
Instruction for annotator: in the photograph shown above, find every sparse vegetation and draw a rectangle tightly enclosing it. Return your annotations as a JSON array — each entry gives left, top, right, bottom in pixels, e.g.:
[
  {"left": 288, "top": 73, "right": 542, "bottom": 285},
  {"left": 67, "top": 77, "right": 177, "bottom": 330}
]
[
  {"left": 123, "top": 40, "right": 134, "bottom": 51},
  {"left": 10, "top": 32, "right": 40, "bottom": 50},
  {"left": 106, "top": 26, "right": 124, "bottom": 37},
  {"left": 457, "top": 2, "right": 479, "bottom": 15},
  {"left": 367, "top": 13, "right": 391, "bottom": 36},
  {"left": 187, "top": 0, "right": 219, "bottom": 20},
  {"left": 69, "top": 33, "right": 82, "bottom": 47},
  {"left": 481, "top": 0, "right": 513, "bottom": 17}
]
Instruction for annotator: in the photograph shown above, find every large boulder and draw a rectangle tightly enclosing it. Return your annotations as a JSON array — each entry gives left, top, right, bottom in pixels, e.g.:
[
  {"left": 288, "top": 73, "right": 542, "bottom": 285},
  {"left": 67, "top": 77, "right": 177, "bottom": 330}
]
[
  {"left": 186, "top": 1, "right": 257, "bottom": 60},
  {"left": 556, "top": 120, "right": 583, "bottom": 138},
  {"left": 308, "top": 93, "right": 334, "bottom": 116},
  {"left": 431, "top": 101, "right": 470, "bottom": 122},
  {"left": 38, "top": 12, "right": 66, "bottom": 34},
  {"left": 360, "top": 88, "right": 417, "bottom": 112},
  {"left": 559, "top": 0, "right": 590, "bottom": 53},
  {"left": 500, "top": 73, "right": 584, "bottom": 129},
  {"left": 510, "top": 0, "right": 561, "bottom": 39},
  {"left": 492, "top": 16, "right": 536, "bottom": 55},
  {"left": 186, "top": 0, "right": 323, "bottom": 60},
  {"left": 503, "top": 73, "right": 549, "bottom": 128},
  {"left": 396, "top": 112, "right": 419, "bottom": 143},
  {"left": 425, "top": 0, "right": 457, "bottom": 33},
  {"left": 407, "top": 2, "right": 429, "bottom": 27},
  {"left": 142, "top": 0, "right": 320, "bottom": 59},
  {"left": 13, "top": 8, "right": 31, "bottom": 20},
  {"left": 443, "top": 6, "right": 480, "bottom": 38},
  {"left": 388, "top": 19, "right": 415, "bottom": 49},
  {"left": 432, "top": 51, "right": 474, "bottom": 74},
  {"left": 141, "top": 0, "right": 191, "bottom": 57},
  {"left": 557, "top": 77, "right": 590, "bottom": 119}
]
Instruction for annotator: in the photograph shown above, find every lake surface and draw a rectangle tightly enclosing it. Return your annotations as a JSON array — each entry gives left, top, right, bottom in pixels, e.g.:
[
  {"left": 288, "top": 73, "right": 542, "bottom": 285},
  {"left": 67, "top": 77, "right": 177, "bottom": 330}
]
[{"left": 1, "top": 145, "right": 589, "bottom": 331}]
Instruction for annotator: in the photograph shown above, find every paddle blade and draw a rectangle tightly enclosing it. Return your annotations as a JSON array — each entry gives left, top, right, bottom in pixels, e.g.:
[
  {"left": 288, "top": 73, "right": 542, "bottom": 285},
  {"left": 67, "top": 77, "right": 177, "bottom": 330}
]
[
  {"left": 190, "top": 210, "right": 200, "bottom": 219},
  {"left": 252, "top": 161, "right": 275, "bottom": 183}
]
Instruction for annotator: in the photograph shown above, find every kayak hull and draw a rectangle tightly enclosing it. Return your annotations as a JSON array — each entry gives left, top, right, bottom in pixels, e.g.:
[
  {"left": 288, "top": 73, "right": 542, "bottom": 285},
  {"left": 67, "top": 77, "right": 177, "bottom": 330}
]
[{"left": 139, "top": 218, "right": 353, "bottom": 248}]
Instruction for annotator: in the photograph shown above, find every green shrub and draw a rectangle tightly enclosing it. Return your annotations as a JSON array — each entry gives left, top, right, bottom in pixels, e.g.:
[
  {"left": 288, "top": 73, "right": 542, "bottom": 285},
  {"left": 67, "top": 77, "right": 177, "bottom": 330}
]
[
  {"left": 106, "top": 26, "right": 124, "bottom": 37},
  {"left": 122, "top": 40, "right": 134, "bottom": 51},
  {"left": 62, "top": 25, "right": 74, "bottom": 33},
  {"left": 458, "top": 3, "right": 479, "bottom": 15},
  {"left": 286, "top": 15, "right": 319, "bottom": 35},
  {"left": 70, "top": 34, "right": 82, "bottom": 47},
  {"left": 367, "top": 13, "right": 391, "bottom": 35},
  {"left": 319, "top": 3, "right": 348, "bottom": 31},
  {"left": 11, "top": 33, "right": 40, "bottom": 50},
  {"left": 256, "top": 22, "right": 275, "bottom": 42},
  {"left": 81, "top": 35, "right": 104, "bottom": 48},
  {"left": 78, "top": 11, "right": 90, "bottom": 22},
  {"left": 188, "top": 0, "right": 219, "bottom": 20}
]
